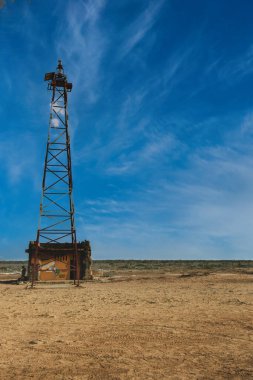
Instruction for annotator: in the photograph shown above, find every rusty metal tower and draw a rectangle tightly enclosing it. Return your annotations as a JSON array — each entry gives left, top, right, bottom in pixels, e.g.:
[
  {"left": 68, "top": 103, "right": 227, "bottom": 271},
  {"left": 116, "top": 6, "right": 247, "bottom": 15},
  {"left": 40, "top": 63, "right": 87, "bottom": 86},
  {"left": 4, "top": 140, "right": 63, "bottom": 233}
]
[
  {"left": 31, "top": 59, "right": 79, "bottom": 286},
  {"left": 39, "top": 60, "right": 75, "bottom": 244}
]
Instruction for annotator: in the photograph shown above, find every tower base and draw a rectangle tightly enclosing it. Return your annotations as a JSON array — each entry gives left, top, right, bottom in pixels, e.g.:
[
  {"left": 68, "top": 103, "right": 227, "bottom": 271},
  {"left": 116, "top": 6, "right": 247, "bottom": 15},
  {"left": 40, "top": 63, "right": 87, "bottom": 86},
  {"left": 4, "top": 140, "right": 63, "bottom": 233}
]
[{"left": 26, "top": 241, "right": 92, "bottom": 281}]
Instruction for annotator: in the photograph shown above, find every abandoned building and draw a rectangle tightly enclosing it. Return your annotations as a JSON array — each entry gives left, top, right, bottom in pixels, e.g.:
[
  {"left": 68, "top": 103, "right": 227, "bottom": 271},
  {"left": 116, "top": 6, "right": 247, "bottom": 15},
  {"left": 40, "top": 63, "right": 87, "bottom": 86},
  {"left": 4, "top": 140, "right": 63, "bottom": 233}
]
[{"left": 26, "top": 241, "right": 92, "bottom": 281}]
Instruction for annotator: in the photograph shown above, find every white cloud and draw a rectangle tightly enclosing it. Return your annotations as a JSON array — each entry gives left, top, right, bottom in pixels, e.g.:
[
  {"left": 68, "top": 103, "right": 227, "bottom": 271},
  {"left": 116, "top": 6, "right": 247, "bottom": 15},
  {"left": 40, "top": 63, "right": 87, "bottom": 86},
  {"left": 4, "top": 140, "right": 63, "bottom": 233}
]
[
  {"left": 56, "top": 0, "right": 107, "bottom": 104},
  {"left": 51, "top": 118, "right": 60, "bottom": 127},
  {"left": 0, "top": 132, "right": 40, "bottom": 185},
  {"left": 76, "top": 112, "right": 253, "bottom": 259},
  {"left": 240, "top": 112, "right": 253, "bottom": 135},
  {"left": 119, "top": 0, "right": 165, "bottom": 58},
  {"left": 219, "top": 45, "right": 253, "bottom": 83},
  {"left": 106, "top": 132, "right": 176, "bottom": 175},
  {"left": 73, "top": 87, "right": 151, "bottom": 169}
]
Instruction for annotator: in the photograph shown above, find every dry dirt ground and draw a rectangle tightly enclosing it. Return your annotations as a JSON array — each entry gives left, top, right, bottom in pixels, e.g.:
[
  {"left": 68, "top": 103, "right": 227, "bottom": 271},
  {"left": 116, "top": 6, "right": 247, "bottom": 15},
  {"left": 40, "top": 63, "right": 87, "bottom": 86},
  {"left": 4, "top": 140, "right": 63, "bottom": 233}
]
[{"left": 0, "top": 271, "right": 252, "bottom": 379}]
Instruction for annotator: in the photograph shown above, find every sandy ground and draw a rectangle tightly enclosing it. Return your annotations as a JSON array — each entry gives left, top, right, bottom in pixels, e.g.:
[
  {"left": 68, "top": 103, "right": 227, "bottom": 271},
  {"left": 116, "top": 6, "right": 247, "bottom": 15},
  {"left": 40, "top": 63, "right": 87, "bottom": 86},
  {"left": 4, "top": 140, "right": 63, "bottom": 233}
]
[{"left": 0, "top": 271, "right": 252, "bottom": 379}]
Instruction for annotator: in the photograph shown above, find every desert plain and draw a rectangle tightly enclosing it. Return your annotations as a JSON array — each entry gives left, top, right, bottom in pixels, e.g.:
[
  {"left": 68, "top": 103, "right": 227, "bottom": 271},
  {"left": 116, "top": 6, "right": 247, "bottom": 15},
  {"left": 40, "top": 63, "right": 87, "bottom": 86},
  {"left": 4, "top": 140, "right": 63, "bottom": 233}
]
[{"left": 0, "top": 261, "right": 253, "bottom": 379}]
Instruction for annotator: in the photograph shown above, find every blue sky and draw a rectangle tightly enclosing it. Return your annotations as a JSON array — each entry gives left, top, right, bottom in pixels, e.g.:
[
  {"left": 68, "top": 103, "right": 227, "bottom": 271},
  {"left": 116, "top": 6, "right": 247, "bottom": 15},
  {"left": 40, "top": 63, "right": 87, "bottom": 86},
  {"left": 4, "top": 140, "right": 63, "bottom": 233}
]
[{"left": 1, "top": 0, "right": 253, "bottom": 260}]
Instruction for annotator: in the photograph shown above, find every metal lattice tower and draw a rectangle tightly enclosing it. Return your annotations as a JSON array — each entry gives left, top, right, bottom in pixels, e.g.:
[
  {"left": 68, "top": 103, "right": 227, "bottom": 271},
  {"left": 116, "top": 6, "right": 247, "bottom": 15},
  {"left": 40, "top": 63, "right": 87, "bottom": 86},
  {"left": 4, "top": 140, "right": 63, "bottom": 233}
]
[
  {"left": 38, "top": 59, "right": 75, "bottom": 244},
  {"left": 32, "top": 60, "right": 79, "bottom": 285}
]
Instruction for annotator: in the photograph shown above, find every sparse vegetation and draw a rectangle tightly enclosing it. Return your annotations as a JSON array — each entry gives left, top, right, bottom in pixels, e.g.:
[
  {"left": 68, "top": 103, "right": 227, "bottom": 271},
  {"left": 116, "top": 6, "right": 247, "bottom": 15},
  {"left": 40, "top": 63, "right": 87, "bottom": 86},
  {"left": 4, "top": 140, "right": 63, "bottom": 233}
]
[
  {"left": 91, "top": 260, "right": 253, "bottom": 273},
  {"left": 1, "top": 260, "right": 252, "bottom": 274},
  {"left": 0, "top": 261, "right": 27, "bottom": 273}
]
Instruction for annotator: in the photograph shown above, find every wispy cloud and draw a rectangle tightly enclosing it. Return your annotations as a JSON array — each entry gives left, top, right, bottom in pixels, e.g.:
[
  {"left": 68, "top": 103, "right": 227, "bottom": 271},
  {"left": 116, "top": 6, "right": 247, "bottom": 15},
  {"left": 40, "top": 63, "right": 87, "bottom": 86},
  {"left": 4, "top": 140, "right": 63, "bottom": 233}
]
[
  {"left": 239, "top": 111, "right": 253, "bottom": 137},
  {"left": 73, "top": 87, "right": 150, "bottom": 167},
  {"left": 119, "top": 0, "right": 165, "bottom": 59},
  {"left": 219, "top": 45, "right": 253, "bottom": 83},
  {"left": 0, "top": 132, "right": 40, "bottom": 185},
  {"left": 106, "top": 132, "right": 176, "bottom": 175},
  {"left": 56, "top": 0, "right": 107, "bottom": 104},
  {"left": 76, "top": 111, "right": 253, "bottom": 259}
]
